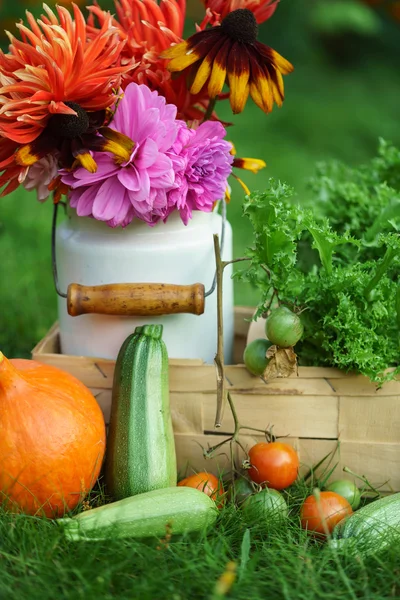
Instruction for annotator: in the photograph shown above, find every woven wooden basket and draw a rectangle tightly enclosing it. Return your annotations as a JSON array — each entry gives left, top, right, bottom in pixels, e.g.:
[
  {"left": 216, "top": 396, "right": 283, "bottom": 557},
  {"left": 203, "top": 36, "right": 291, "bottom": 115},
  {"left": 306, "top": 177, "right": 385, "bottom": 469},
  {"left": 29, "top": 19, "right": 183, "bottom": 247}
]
[{"left": 32, "top": 307, "right": 400, "bottom": 491}]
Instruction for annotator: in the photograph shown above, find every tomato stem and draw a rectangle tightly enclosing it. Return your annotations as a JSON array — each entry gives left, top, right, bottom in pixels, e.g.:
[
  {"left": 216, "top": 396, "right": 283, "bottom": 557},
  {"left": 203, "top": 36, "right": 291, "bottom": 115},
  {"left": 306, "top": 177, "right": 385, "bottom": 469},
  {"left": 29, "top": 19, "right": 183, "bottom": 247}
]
[
  {"left": 222, "top": 257, "right": 250, "bottom": 267},
  {"left": 342, "top": 466, "right": 385, "bottom": 498}
]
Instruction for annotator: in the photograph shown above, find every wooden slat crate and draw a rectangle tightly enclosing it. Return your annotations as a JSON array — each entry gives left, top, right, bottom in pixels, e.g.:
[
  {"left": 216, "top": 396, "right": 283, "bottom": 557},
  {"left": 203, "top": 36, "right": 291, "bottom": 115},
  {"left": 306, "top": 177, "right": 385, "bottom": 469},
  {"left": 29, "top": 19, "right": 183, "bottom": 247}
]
[{"left": 31, "top": 307, "right": 400, "bottom": 491}]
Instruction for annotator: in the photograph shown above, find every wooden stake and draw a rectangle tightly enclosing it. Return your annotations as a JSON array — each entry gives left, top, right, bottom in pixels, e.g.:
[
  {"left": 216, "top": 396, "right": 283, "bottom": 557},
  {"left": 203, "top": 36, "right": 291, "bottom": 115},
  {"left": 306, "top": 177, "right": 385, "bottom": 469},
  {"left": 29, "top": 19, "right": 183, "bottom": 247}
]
[{"left": 213, "top": 234, "right": 225, "bottom": 428}]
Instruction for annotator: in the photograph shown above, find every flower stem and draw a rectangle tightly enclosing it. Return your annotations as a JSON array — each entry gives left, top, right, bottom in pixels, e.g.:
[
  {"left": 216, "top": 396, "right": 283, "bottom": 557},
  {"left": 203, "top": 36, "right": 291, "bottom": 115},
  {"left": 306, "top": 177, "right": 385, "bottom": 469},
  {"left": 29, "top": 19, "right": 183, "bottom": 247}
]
[{"left": 203, "top": 97, "right": 217, "bottom": 122}]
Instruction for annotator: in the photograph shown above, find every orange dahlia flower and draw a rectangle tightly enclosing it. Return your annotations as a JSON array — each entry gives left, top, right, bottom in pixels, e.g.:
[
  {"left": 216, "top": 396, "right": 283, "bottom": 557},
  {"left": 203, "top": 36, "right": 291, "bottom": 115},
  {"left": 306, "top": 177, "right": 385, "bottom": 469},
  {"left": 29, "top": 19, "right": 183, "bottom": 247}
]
[
  {"left": 88, "top": 0, "right": 216, "bottom": 122},
  {"left": 0, "top": 3, "right": 129, "bottom": 145}
]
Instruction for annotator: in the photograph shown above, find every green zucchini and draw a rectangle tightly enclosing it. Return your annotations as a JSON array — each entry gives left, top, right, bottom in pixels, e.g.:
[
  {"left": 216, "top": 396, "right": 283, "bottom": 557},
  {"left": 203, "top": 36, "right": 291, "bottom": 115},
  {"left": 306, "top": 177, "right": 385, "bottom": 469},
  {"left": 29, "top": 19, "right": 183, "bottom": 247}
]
[
  {"left": 105, "top": 324, "right": 177, "bottom": 499},
  {"left": 57, "top": 487, "right": 218, "bottom": 542},
  {"left": 330, "top": 492, "right": 400, "bottom": 555}
]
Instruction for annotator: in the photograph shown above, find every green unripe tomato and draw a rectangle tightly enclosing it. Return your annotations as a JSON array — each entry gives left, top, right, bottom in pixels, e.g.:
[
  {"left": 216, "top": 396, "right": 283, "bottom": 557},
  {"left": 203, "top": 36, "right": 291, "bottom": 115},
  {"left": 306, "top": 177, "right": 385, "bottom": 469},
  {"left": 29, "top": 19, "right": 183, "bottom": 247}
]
[
  {"left": 241, "top": 488, "right": 288, "bottom": 524},
  {"left": 325, "top": 480, "right": 361, "bottom": 510},
  {"left": 265, "top": 306, "right": 304, "bottom": 348},
  {"left": 228, "top": 477, "right": 254, "bottom": 507},
  {"left": 243, "top": 338, "right": 273, "bottom": 376}
]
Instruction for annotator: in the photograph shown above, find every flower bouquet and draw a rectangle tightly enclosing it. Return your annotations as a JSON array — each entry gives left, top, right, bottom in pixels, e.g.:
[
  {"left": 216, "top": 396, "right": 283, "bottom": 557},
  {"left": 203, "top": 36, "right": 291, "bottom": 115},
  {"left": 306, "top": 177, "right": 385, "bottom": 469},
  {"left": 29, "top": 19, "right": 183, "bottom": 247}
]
[{"left": 0, "top": 0, "right": 293, "bottom": 360}]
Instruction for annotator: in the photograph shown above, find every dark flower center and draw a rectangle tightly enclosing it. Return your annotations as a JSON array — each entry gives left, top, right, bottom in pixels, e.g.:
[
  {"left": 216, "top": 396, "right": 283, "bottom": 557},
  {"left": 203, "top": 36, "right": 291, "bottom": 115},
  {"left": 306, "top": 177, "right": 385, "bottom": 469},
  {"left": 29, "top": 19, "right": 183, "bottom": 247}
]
[
  {"left": 220, "top": 9, "right": 258, "bottom": 44},
  {"left": 46, "top": 102, "right": 90, "bottom": 139}
]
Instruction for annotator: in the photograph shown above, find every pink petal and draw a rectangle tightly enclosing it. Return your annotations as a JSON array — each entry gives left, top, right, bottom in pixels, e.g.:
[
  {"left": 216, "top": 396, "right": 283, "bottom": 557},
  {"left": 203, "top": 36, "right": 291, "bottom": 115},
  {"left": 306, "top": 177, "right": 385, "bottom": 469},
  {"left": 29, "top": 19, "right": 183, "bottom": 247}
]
[
  {"left": 117, "top": 165, "right": 141, "bottom": 191},
  {"left": 73, "top": 185, "right": 99, "bottom": 216},
  {"left": 128, "top": 169, "right": 150, "bottom": 203},
  {"left": 135, "top": 138, "right": 158, "bottom": 169},
  {"left": 150, "top": 169, "right": 175, "bottom": 189},
  {"left": 147, "top": 153, "right": 173, "bottom": 177},
  {"left": 92, "top": 177, "right": 125, "bottom": 221}
]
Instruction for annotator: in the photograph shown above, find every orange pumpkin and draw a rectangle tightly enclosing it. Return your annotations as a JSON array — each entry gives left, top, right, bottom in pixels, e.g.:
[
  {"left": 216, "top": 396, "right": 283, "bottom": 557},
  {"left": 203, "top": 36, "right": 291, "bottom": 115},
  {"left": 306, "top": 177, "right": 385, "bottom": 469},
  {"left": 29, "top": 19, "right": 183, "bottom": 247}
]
[{"left": 0, "top": 352, "right": 106, "bottom": 517}]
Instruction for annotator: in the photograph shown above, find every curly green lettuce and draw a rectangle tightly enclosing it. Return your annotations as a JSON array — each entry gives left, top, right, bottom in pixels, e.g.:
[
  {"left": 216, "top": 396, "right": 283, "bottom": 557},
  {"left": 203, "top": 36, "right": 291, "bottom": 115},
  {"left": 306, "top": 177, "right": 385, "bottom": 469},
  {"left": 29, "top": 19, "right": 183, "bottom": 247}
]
[{"left": 238, "top": 179, "right": 400, "bottom": 383}]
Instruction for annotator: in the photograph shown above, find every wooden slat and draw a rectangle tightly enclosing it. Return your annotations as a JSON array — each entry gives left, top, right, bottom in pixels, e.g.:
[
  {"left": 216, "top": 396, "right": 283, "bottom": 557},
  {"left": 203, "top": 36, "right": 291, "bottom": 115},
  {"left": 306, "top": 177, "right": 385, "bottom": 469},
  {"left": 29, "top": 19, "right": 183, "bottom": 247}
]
[
  {"left": 170, "top": 393, "right": 204, "bottom": 435},
  {"left": 33, "top": 354, "right": 116, "bottom": 388},
  {"left": 300, "top": 439, "right": 400, "bottom": 492},
  {"left": 339, "top": 395, "right": 400, "bottom": 443},
  {"left": 35, "top": 350, "right": 398, "bottom": 396},
  {"left": 32, "top": 320, "right": 399, "bottom": 392},
  {"left": 236, "top": 434, "right": 300, "bottom": 455},
  {"left": 91, "top": 388, "right": 112, "bottom": 424},
  {"left": 329, "top": 377, "right": 400, "bottom": 397},
  {"left": 298, "top": 439, "right": 341, "bottom": 480},
  {"left": 90, "top": 389, "right": 204, "bottom": 434},
  {"left": 224, "top": 368, "right": 337, "bottom": 395},
  {"left": 203, "top": 393, "right": 339, "bottom": 439},
  {"left": 339, "top": 442, "right": 400, "bottom": 492},
  {"left": 31, "top": 322, "right": 60, "bottom": 354},
  {"left": 174, "top": 433, "right": 233, "bottom": 478}
]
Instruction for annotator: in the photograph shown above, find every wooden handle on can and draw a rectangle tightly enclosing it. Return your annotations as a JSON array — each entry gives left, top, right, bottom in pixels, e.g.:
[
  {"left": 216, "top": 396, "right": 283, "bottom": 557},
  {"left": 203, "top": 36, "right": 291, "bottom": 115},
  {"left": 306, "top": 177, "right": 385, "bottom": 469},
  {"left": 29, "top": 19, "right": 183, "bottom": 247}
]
[{"left": 67, "top": 282, "right": 205, "bottom": 317}]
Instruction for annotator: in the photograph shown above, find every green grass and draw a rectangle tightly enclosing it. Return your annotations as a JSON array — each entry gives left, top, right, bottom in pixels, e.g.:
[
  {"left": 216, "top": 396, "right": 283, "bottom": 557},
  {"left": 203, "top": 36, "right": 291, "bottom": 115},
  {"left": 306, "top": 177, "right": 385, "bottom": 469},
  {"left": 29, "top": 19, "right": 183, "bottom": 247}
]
[{"left": 1, "top": 478, "right": 400, "bottom": 600}]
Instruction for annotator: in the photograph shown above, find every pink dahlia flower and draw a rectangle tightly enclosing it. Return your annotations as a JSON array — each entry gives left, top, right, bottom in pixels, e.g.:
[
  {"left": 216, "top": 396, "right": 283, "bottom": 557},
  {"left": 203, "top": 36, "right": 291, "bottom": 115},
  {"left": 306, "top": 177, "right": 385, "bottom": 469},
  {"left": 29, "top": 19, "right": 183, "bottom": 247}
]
[
  {"left": 61, "top": 83, "right": 179, "bottom": 228},
  {"left": 165, "top": 121, "right": 234, "bottom": 225},
  {"left": 61, "top": 83, "right": 233, "bottom": 227},
  {"left": 22, "top": 155, "right": 59, "bottom": 202}
]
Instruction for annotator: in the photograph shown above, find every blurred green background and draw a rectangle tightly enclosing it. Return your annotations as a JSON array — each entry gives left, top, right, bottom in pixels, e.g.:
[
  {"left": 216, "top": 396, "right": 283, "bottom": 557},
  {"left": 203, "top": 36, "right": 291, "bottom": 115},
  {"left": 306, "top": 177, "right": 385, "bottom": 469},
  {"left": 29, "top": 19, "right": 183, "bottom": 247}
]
[{"left": 1, "top": 0, "right": 400, "bottom": 357}]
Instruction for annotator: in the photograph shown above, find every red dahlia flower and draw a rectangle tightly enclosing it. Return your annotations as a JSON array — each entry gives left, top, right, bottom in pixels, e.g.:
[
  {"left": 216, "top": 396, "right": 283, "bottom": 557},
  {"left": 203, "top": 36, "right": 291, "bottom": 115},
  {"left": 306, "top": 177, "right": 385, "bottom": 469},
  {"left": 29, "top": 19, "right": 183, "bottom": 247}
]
[
  {"left": 200, "top": 0, "right": 279, "bottom": 26},
  {"left": 88, "top": 0, "right": 216, "bottom": 122}
]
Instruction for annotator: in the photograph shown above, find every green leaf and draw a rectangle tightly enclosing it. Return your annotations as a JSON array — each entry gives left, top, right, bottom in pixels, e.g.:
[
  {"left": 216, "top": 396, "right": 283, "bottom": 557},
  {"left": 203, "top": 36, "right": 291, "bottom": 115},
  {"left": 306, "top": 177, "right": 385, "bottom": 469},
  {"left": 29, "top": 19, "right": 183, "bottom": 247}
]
[
  {"left": 300, "top": 212, "right": 361, "bottom": 275},
  {"left": 238, "top": 528, "right": 251, "bottom": 582}
]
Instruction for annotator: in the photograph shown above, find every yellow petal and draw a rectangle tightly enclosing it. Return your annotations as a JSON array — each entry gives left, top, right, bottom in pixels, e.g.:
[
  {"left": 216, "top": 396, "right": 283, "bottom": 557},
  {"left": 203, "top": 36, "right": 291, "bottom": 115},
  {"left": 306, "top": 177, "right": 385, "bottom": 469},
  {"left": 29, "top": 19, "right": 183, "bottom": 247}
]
[
  {"left": 160, "top": 41, "right": 190, "bottom": 59},
  {"left": 274, "top": 68, "right": 284, "bottom": 98},
  {"left": 75, "top": 153, "right": 97, "bottom": 173},
  {"left": 208, "top": 60, "right": 227, "bottom": 98},
  {"left": 232, "top": 173, "right": 250, "bottom": 196},
  {"left": 229, "top": 78, "right": 249, "bottom": 114},
  {"left": 98, "top": 127, "right": 135, "bottom": 163},
  {"left": 248, "top": 51, "right": 274, "bottom": 114},
  {"left": 190, "top": 57, "right": 212, "bottom": 95},
  {"left": 206, "top": 39, "right": 230, "bottom": 98},
  {"left": 227, "top": 44, "right": 250, "bottom": 114},
  {"left": 167, "top": 51, "right": 201, "bottom": 72},
  {"left": 233, "top": 157, "right": 267, "bottom": 173},
  {"left": 272, "top": 50, "right": 294, "bottom": 75},
  {"left": 250, "top": 75, "right": 273, "bottom": 114},
  {"left": 270, "top": 67, "right": 284, "bottom": 107},
  {"left": 272, "top": 83, "right": 283, "bottom": 107},
  {"left": 15, "top": 144, "right": 40, "bottom": 167}
]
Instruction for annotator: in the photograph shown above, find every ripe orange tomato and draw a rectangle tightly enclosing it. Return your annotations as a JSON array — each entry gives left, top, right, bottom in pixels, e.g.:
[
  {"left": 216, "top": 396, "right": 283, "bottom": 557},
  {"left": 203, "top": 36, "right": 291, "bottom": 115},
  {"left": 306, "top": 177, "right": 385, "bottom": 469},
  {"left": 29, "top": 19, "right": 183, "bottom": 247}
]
[
  {"left": 247, "top": 442, "right": 299, "bottom": 490},
  {"left": 300, "top": 491, "right": 353, "bottom": 536},
  {"left": 178, "top": 472, "right": 224, "bottom": 506}
]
